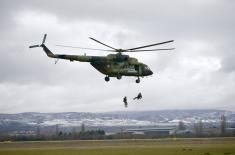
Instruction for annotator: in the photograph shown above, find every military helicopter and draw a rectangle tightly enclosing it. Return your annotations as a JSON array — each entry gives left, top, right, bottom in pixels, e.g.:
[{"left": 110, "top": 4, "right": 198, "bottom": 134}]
[{"left": 29, "top": 34, "right": 174, "bottom": 83}]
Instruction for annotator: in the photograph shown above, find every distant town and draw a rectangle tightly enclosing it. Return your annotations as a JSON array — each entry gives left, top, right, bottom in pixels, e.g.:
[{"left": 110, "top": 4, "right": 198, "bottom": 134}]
[{"left": 0, "top": 109, "right": 235, "bottom": 141}]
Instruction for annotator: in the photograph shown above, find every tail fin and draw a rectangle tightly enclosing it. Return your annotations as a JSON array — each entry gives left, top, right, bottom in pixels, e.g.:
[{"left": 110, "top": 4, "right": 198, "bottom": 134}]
[{"left": 29, "top": 34, "right": 55, "bottom": 58}]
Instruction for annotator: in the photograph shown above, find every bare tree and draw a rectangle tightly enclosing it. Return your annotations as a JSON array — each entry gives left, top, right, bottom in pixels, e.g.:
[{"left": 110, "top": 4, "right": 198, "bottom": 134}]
[
  {"left": 81, "top": 123, "right": 85, "bottom": 133},
  {"left": 194, "top": 119, "right": 203, "bottom": 136},
  {"left": 220, "top": 115, "right": 226, "bottom": 135},
  {"left": 178, "top": 121, "right": 186, "bottom": 130},
  {"left": 55, "top": 124, "right": 59, "bottom": 136}
]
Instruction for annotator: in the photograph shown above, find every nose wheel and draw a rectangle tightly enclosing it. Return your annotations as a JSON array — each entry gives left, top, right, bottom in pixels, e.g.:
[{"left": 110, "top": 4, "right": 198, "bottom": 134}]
[
  {"left": 136, "top": 77, "right": 140, "bottom": 83},
  {"left": 117, "top": 75, "right": 122, "bottom": 80},
  {"left": 105, "top": 76, "right": 110, "bottom": 82}
]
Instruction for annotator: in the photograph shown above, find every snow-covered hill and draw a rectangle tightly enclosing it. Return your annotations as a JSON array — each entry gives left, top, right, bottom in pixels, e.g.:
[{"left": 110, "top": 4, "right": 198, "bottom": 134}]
[{"left": 0, "top": 109, "right": 234, "bottom": 128}]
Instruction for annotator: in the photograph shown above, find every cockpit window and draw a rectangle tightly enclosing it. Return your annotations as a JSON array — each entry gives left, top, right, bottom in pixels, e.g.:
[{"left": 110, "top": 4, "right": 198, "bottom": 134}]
[{"left": 145, "top": 66, "right": 150, "bottom": 70}]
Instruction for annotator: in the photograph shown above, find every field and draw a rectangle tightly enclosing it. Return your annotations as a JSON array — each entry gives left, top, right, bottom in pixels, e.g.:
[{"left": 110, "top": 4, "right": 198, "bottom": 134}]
[{"left": 0, "top": 138, "right": 235, "bottom": 155}]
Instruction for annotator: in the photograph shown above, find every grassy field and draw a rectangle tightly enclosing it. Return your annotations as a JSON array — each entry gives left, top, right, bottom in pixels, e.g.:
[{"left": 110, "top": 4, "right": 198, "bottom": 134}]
[{"left": 0, "top": 138, "right": 235, "bottom": 155}]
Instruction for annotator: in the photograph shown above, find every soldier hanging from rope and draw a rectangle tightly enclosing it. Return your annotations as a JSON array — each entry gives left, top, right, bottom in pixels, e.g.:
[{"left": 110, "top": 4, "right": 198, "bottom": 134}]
[
  {"left": 123, "top": 96, "right": 128, "bottom": 107},
  {"left": 133, "top": 92, "right": 142, "bottom": 100}
]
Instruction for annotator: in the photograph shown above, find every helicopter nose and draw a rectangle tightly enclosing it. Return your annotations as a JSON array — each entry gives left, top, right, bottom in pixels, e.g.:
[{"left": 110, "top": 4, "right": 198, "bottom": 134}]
[{"left": 146, "top": 69, "right": 153, "bottom": 76}]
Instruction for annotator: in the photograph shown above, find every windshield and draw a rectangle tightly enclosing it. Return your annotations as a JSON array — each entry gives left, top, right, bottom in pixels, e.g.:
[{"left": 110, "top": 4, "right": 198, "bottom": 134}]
[{"left": 145, "top": 65, "right": 150, "bottom": 70}]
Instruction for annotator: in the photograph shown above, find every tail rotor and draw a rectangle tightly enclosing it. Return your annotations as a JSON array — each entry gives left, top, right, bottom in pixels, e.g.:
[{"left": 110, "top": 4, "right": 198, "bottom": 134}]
[{"left": 29, "top": 34, "right": 47, "bottom": 48}]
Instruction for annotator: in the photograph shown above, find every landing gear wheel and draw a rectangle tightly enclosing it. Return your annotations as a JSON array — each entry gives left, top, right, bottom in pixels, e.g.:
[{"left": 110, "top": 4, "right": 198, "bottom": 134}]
[
  {"left": 105, "top": 76, "right": 110, "bottom": 82},
  {"left": 136, "top": 78, "right": 140, "bottom": 83},
  {"left": 117, "top": 75, "right": 122, "bottom": 80}
]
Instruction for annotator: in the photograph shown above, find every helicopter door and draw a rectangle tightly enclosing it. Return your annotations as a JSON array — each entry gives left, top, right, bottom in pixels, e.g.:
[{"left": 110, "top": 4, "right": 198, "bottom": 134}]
[
  {"left": 134, "top": 65, "right": 138, "bottom": 71},
  {"left": 134, "top": 65, "right": 140, "bottom": 74}
]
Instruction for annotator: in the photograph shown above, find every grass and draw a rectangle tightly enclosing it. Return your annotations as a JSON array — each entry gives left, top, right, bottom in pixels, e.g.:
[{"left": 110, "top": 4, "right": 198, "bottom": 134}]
[{"left": 0, "top": 138, "right": 235, "bottom": 155}]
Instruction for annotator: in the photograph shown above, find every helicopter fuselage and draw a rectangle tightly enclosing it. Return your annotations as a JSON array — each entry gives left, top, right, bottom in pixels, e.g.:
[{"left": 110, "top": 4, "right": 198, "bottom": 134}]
[
  {"left": 90, "top": 54, "right": 153, "bottom": 77},
  {"left": 41, "top": 44, "right": 153, "bottom": 80}
]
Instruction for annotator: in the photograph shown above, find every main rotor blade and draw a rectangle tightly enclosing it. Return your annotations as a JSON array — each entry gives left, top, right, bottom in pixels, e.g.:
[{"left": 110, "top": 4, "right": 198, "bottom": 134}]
[
  {"left": 89, "top": 37, "right": 117, "bottom": 50},
  {"left": 56, "top": 45, "right": 115, "bottom": 52},
  {"left": 124, "top": 48, "right": 175, "bottom": 52},
  {"left": 126, "top": 40, "right": 174, "bottom": 51}
]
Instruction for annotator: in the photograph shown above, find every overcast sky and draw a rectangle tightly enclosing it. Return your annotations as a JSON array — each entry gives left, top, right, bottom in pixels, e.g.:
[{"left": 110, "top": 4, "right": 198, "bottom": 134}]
[{"left": 0, "top": 0, "right": 235, "bottom": 113}]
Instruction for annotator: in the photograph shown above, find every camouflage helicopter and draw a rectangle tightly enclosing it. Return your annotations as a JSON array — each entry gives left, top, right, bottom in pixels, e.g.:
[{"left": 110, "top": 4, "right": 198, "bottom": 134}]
[{"left": 29, "top": 34, "right": 174, "bottom": 83}]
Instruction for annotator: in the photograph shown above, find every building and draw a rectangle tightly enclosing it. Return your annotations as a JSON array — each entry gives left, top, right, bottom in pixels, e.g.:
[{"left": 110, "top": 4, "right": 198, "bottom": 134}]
[{"left": 125, "top": 127, "right": 176, "bottom": 138}]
